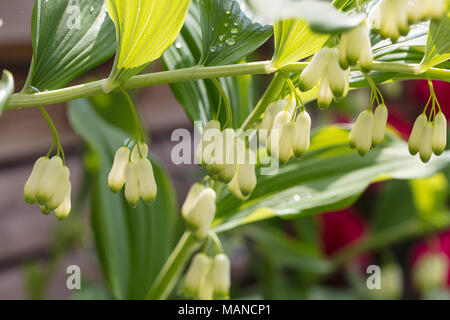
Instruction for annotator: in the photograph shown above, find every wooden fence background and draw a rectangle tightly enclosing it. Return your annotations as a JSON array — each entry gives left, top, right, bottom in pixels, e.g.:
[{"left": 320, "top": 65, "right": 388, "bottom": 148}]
[{"left": 0, "top": 1, "right": 200, "bottom": 299}]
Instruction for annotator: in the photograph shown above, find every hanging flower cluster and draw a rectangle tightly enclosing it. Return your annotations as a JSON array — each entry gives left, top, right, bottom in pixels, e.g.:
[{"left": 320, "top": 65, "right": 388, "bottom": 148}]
[
  {"left": 108, "top": 142, "right": 157, "bottom": 207},
  {"left": 182, "top": 183, "right": 216, "bottom": 239},
  {"left": 265, "top": 104, "right": 312, "bottom": 163},
  {"left": 338, "top": 19, "right": 373, "bottom": 71},
  {"left": 371, "top": 0, "right": 448, "bottom": 42},
  {"left": 408, "top": 81, "right": 447, "bottom": 163},
  {"left": 196, "top": 120, "right": 258, "bottom": 200},
  {"left": 24, "top": 156, "right": 71, "bottom": 219},
  {"left": 299, "top": 47, "right": 350, "bottom": 109},
  {"left": 183, "top": 253, "right": 231, "bottom": 300}
]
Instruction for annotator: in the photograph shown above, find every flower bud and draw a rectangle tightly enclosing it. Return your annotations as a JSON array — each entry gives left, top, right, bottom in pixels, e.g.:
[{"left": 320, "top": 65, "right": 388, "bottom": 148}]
[
  {"left": 45, "top": 166, "right": 70, "bottom": 211},
  {"left": 196, "top": 120, "right": 221, "bottom": 165},
  {"left": 108, "top": 147, "right": 131, "bottom": 193},
  {"left": 24, "top": 157, "right": 49, "bottom": 204},
  {"left": 55, "top": 184, "right": 71, "bottom": 220},
  {"left": 238, "top": 163, "right": 257, "bottom": 197},
  {"left": 359, "top": 21, "right": 373, "bottom": 71},
  {"left": 209, "top": 129, "right": 236, "bottom": 178},
  {"left": 136, "top": 158, "right": 157, "bottom": 204},
  {"left": 237, "top": 149, "right": 257, "bottom": 195},
  {"left": 327, "top": 48, "right": 349, "bottom": 98},
  {"left": 278, "top": 122, "right": 296, "bottom": 164},
  {"left": 131, "top": 142, "right": 148, "bottom": 162},
  {"left": 432, "top": 111, "right": 447, "bottom": 156},
  {"left": 413, "top": 252, "right": 449, "bottom": 294},
  {"left": 317, "top": 77, "right": 334, "bottom": 109},
  {"left": 268, "top": 111, "right": 290, "bottom": 156},
  {"left": 407, "top": 0, "right": 426, "bottom": 23},
  {"left": 184, "top": 188, "right": 216, "bottom": 238},
  {"left": 427, "top": 0, "right": 447, "bottom": 20},
  {"left": 124, "top": 162, "right": 140, "bottom": 207},
  {"left": 372, "top": 104, "right": 388, "bottom": 146},
  {"left": 356, "top": 111, "right": 374, "bottom": 156},
  {"left": 395, "top": 0, "right": 410, "bottom": 36},
  {"left": 293, "top": 111, "right": 311, "bottom": 157},
  {"left": 182, "top": 183, "right": 205, "bottom": 220},
  {"left": 343, "top": 23, "right": 365, "bottom": 66},
  {"left": 36, "top": 156, "right": 64, "bottom": 205},
  {"left": 184, "top": 253, "right": 212, "bottom": 298},
  {"left": 299, "top": 48, "right": 330, "bottom": 92},
  {"left": 227, "top": 166, "right": 248, "bottom": 201},
  {"left": 338, "top": 33, "right": 349, "bottom": 70},
  {"left": 350, "top": 110, "right": 374, "bottom": 156},
  {"left": 198, "top": 272, "right": 214, "bottom": 300},
  {"left": 408, "top": 114, "right": 427, "bottom": 155},
  {"left": 419, "top": 122, "right": 433, "bottom": 163},
  {"left": 212, "top": 254, "right": 231, "bottom": 299},
  {"left": 259, "top": 100, "right": 289, "bottom": 142}
]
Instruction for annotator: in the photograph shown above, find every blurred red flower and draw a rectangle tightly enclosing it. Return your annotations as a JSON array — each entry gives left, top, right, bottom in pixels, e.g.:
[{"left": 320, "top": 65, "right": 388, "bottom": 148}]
[{"left": 319, "top": 208, "right": 367, "bottom": 256}]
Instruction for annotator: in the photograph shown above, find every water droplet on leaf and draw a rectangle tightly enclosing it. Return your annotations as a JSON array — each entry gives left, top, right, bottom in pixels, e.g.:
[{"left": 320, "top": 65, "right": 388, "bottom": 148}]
[{"left": 225, "top": 38, "right": 236, "bottom": 46}]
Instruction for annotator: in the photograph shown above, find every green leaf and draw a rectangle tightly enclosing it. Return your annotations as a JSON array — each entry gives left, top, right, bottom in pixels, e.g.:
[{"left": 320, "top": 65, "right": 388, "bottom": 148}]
[
  {"left": 409, "top": 174, "right": 450, "bottom": 228},
  {"left": 272, "top": 19, "right": 330, "bottom": 68},
  {"left": 104, "top": 0, "right": 191, "bottom": 92},
  {"left": 24, "top": 0, "right": 116, "bottom": 91},
  {"left": 0, "top": 70, "right": 14, "bottom": 116},
  {"left": 196, "top": 0, "right": 272, "bottom": 66},
  {"left": 372, "top": 180, "right": 417, "bottom": 232},
  {"left": 163, "top": 5, "right": 255, "bottom": 129},
  {"left": 68, "top": 98, "right": 178, "bottom": 299},
  {"left": 213, "top": 126, "right": 450, "bottom": 233},
  {"left": 248, "top": 0, "right": 364, "bottom": 34},
  {"left": 420, "top": 12, "right": 450, "bottom": 72}
]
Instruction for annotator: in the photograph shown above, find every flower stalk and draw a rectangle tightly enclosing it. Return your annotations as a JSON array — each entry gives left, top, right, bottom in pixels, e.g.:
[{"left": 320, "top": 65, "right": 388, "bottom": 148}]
[{"left": 5, "top": 62, "right": 449, "bottom": 111}]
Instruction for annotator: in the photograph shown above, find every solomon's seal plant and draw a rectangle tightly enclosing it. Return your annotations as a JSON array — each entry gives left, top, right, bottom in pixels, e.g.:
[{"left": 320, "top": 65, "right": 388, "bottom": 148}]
[{"left": 1, "top": 0, "right": 450, "bottom": 300}]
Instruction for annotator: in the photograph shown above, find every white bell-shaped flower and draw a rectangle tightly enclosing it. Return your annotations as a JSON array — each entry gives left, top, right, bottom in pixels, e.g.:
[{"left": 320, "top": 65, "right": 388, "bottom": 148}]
[
  {"left": 327, "top": 48, "right": 349, "bottom": 98},
  {"left": 432, "top": 111, "right": 447, "bottom": 156},
  {"left": 339, "top": 20, "right": 372, "bottom": 70},
  {"left": 419, "top": 122, "right": 433, "bottom": 163},
  {"left": 36, "top": 156, "right": 64, "bottom": 205},
  {"left": 317, "top": 77, "right": 334, "bottom": 109},
  {"left": 136, "top": 158, "right": 157, "bottom": 204},
  {"left": 45, "top": 166, "right": 71, "bottom": 211},
  {"left": 108, "top": 146, "right": 130, "bottom": 193},
  {"left": 212, "top": 254, "right": 231, "bottom": 299},
  {"left": 268, "top": 110, "right": 291, "bottom": 156},
  {"left": 124, "top": 162, "right": 140, "bottom": 207},
  {"left": 55, "top": 184, "right": 71, "bottom": 220},
  {"left": 24, "top": 157, "right": 49, "bottom": 204},
  {"left": 184, "top": 188, "right": 216, "bottom": 239},
  {"left": 184, "top": 253, "right": 212, "bottom": 298},
  {"left": 349, "top": 110, "right": 374, "bottom": 156},
  {"left": 293, "top": 111, "right": 311, "bottom": 158},
  {"left": 299, "top": 47, "right": 331, "bottom": 92},
  {"left": 278, "top": 122, "right": 296, "bottom": 164},
  {"left": 196, "top": 120, "right": 221, "bottom": 165},
  {"left": 408, "top": 114, "right": 428, "bottom": 155},
  {"left": 372, "top": 104, "right": 389, "bottom": 146}
]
